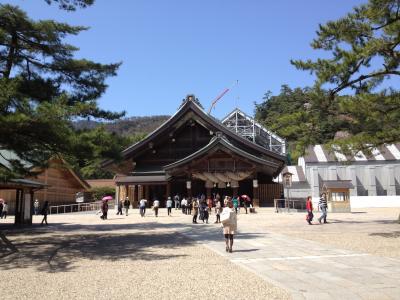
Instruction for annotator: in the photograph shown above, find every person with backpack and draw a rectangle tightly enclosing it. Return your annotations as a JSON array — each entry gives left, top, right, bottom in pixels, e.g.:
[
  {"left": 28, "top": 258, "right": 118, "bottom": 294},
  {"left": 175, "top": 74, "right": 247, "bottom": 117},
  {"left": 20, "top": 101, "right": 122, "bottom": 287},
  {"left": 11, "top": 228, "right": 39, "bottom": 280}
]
[{"left": 221, "top": 200, "right": 237, "bottom": 253}]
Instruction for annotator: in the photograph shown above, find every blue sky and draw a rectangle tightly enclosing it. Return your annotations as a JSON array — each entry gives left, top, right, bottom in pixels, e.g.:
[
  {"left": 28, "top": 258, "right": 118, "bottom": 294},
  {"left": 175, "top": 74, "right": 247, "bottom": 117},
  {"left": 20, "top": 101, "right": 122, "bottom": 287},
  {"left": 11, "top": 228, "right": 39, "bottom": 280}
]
[{"left": 8, "top": 0, "right": 369, "bottom": 119}]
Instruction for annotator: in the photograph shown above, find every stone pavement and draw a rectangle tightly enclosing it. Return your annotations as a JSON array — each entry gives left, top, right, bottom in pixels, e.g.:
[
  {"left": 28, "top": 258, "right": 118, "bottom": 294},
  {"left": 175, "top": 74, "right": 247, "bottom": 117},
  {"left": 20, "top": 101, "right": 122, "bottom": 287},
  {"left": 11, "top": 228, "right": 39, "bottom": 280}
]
[{"left": 178, "top": 221, "right": 400, "bottom": 300}]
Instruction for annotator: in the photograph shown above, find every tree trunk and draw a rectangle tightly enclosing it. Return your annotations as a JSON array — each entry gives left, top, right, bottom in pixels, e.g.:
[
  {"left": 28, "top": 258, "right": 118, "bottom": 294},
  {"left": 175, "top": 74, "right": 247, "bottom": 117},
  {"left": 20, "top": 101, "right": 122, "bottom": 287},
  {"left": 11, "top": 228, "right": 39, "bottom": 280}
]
[{"left": 4, "top": 32, "right": 18, "bottom": 79}]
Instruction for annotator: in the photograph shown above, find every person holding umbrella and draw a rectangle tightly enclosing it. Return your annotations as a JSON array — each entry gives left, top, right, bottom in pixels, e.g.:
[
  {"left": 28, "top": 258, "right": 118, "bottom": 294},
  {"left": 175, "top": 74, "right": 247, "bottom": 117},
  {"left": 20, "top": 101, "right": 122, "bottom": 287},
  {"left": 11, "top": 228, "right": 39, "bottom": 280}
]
[
  {"left": 101, "top": 196, "right": 112, "bottom": 220},
  {"left": 241, "top": 195, "right": 251, "bottom": 214}
]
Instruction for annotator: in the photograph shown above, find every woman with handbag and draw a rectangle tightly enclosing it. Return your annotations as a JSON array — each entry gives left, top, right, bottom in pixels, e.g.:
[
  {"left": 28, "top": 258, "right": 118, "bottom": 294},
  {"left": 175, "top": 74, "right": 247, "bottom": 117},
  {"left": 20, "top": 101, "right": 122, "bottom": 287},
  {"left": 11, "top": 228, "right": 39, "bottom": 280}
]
[
  {"left": 306, "top": 196, "right": 313, "bottom": 225},
  {"left": 221, "top": 200, "right": 237, "bottom": 253}
]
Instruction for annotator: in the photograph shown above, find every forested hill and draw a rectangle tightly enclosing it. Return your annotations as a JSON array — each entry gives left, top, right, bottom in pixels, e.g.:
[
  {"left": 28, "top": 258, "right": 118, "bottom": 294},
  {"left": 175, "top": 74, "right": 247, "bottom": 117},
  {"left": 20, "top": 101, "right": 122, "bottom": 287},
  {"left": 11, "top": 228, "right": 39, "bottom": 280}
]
[{"left": 74, "top": 115, "right": 170, "bottom": 136}]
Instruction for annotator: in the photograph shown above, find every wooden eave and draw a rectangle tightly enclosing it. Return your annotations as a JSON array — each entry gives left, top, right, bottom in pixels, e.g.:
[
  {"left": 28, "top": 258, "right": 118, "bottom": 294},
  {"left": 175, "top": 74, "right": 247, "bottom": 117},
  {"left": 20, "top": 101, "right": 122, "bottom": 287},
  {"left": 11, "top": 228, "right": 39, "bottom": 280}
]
[
  {"left": 102, "top": 99, "right": 286, "bottom": 168},
  {"left": 164, "top": 135, "right": 280, "bottom": 171}
]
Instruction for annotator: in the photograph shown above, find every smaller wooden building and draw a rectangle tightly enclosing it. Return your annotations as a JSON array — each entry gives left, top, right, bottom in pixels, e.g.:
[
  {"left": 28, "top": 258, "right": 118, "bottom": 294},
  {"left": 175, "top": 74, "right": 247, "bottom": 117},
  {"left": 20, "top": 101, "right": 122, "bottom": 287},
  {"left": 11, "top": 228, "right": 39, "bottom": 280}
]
[
  {"left": 322, "top": 180, "right": 353, "bottom": 213},
  {"left": 0, "top": 153, "right": 90, "bottom": 214},
  {"left": 0, "top": 179, "right": 46, "bottom": 225}
]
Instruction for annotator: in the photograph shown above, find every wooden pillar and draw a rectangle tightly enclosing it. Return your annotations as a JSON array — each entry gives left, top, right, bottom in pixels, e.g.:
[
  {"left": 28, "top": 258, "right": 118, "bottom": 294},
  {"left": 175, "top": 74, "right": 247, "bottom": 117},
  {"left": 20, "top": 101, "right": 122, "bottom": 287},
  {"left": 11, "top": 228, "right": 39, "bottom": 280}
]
[
  {"left": 232, "top": 187, "right": 238, "bottom": 197},
  {"left": 138, "top": 185, "right": 143, "bottom": 200},
  {"left": 115, "top": 185, "right": 120, "bottom": 206},
  {"left": 253, "top": 176, "right": 260, "bottom": 207},
  {"left": 132, "top": 185, "right": 138, "bottom": 207},
  {"left": 145, "top": 185, "right": 150, "bottom": 200},
  {"left": 186, "top": 180, "right": 192, "bottom": 198},
  {"left": 124, "top": 185, "right": 129, "bottom": 201},
  {"left": 206, "top": 188, "right": 211, "bottom": 198}
]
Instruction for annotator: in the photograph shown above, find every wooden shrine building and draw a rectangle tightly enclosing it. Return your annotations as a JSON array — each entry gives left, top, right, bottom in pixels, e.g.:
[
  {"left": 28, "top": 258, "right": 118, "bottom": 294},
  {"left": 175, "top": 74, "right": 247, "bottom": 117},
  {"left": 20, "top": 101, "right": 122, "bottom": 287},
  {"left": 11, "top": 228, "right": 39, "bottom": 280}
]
[{"left": 103, "top": 95, "right": 286, "bottom": 206}]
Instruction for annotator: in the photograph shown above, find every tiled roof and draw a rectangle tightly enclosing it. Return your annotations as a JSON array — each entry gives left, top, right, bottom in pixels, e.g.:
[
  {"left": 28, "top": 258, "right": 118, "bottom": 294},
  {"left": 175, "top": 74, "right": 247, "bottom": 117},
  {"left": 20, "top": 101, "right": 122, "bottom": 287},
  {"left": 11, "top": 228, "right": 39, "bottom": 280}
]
[{"left": 302, "top": 144, "right": 400, "bottom": 163}]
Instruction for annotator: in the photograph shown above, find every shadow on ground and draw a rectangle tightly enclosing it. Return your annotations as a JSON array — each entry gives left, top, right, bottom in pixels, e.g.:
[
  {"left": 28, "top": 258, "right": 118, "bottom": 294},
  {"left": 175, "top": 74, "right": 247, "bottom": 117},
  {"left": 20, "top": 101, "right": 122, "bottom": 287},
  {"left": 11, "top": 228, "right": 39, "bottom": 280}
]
[
  {"left": 0, "top": 221, "right": 265, "bottom": 274},
  {"left": 0, "top": 231, "right": 190, "bottom": 273},
  {"left": 369, "top": 231, "right": 400, "bottom": 238}
]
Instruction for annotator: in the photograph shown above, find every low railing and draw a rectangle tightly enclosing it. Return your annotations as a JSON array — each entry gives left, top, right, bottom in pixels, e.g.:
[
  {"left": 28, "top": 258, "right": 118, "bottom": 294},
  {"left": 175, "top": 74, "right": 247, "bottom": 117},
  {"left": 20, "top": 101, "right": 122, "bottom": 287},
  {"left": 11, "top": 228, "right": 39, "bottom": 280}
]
[
  {"left": 49, "top": 201, "right": 115, "bottom": 215},
  {"left": 274, "top": 198, "right": 305, "bottom": 213}
]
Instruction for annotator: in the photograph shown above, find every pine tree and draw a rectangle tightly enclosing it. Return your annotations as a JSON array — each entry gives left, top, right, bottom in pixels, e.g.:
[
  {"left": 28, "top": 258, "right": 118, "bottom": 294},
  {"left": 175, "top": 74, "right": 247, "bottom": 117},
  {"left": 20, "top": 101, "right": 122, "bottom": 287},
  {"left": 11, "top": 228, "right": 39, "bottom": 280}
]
[
  {"left": 290, "top": 0, "right": 399, "bottom": 153},
  {"left": 0, "top": 4, "right": 124, "bottom": 179}
]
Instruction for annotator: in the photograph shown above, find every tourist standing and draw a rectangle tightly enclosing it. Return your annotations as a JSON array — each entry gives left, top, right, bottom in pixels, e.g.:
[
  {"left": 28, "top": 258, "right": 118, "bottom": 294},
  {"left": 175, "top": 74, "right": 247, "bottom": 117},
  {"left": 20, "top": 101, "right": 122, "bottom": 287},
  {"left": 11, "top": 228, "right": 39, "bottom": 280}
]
[
  {"left": 192, "top": 199, "right": 199, "bottom": 223},
  {"left": 0, "top": 199, "right": 3, "bottom": 218},
  {"left": 1, "top": 202, "right": 8, "bottom": 219},
  {"left": 186, "top": 197, "right": 192, "bottom": 215},
  {"left": 34, "top": 199, "right": 40, "bottom": 215},
  {"left": 221, "top": 201, "right": 237, "bottom": 253},
  {"left": 214, "top": 200, "right": 221, "bottom": 223},
  {"left": 207, "top": 197, "right": 213, "bottom": 213},
  {"left": 166, "top": 197, "right": 172, "bottom": 216},
  {"left": 117, "top": 199, "right": 123, "bottom": 215},
  {"left": 203, "top": 204, "right": 209, "bottom": 224},
  {"left": 124, "top": 197, "right": 130, "bottom": 216},
  {"left": 232, "top": 196, "right": 239, "bottom": 214},
  {"left": 199, "top": 200, "right": 207, "bottom": 222},
  {"left": 318, "top": 193, "right": 328, "bottom": 224},
  {"left": 242, "top": 197, "right": 248, "bottom": 214},
  {"left": 181, "top": 197, "right": 187, "bottom": 214},
  {"left": 174, "top": 194, "right": 180, "bottom": 210},
  {"left": 139, "top": 198, "right": 147, "bottom": 217},
  {"left": 306, "top": 196, "right": 313, "bottom": 225},
  {"left": 40, "top": 201, "right": 49, "bottom": 225},
  {"left": 153, "top": 198, "right": 160, "bottom": 217}
]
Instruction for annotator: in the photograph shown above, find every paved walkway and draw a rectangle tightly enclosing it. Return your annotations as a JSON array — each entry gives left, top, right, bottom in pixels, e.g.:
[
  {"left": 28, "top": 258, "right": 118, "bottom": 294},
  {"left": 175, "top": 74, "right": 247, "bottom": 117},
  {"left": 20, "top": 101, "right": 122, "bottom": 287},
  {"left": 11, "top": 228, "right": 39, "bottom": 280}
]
[{"left": 179, "top": 222, "right": 400, "bottom": 300}]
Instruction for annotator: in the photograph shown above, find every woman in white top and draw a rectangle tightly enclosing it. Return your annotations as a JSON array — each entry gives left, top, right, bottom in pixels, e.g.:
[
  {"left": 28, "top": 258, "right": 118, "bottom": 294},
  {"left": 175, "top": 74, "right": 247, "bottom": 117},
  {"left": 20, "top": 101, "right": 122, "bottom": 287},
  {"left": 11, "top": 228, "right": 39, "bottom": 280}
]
[
  {"left": 139, "top": 199, "right": 147, "bottom": 217},
  {"left": 153, "top": 199, "right": 160, "bottom": 217},
  {"left": 221, "top": 201, "right": 237, "bottom": 253},
  {"left": 1, "top": 202, "right": 8, "bottom": 219}
]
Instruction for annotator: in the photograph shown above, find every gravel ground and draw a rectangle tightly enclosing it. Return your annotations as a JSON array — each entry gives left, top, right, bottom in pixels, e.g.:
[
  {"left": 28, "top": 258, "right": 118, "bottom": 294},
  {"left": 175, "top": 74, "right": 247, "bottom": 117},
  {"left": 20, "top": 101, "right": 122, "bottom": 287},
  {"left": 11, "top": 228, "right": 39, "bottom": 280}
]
[
  {"left": 234, "top": 207, "right": 400, "bottom": 259},
  {"left": 0, "top": 215, "right": 289, "bottom": 300},
  {"left": 1, "top": 206, "right": 399, "bottom": 300}
]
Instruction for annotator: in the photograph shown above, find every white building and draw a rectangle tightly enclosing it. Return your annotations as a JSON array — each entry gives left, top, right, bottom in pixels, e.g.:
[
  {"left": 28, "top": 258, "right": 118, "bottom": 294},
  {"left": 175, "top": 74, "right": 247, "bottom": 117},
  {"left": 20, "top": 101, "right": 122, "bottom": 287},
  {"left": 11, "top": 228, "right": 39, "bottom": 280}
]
[{"left": 283, "top": 144, "right": 400, "bottom": 209}]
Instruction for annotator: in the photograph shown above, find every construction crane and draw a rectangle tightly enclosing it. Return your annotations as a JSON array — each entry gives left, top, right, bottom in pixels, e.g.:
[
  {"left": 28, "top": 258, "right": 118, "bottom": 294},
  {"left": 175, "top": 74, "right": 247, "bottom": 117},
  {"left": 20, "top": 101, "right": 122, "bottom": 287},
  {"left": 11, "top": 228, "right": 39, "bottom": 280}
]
[{"left": 207, "top": 80, "right": 238, "bottom": 114}]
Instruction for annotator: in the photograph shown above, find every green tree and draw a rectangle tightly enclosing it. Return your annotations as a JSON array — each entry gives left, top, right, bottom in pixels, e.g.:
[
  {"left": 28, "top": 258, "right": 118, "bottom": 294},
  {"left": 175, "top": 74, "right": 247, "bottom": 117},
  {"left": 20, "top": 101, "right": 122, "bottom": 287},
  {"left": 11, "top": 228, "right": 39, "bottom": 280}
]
[
  {"left": 45, "top": 0, "right": 94, "bottom": 11},
  {"left": 89, "top": 186, "right": 115, "bottom": 201},
  {"left": 291, "top": 0, "right": 399, "bottom": 95},
  {"left": 255, "top": 85, "right": 343, "bottom": 160},
  {"left": 290, "top": 0, "right": 399, "bottom": 153},
  {"left": 0, "top": 4, "right": 124, "bottom": 179}
]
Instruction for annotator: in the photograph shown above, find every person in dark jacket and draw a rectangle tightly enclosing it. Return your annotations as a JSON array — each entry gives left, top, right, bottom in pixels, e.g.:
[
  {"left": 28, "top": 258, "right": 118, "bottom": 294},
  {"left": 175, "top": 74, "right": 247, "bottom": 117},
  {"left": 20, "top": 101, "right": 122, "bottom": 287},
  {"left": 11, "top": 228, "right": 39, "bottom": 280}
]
[
  {"left": 117, "top": 200, "right": 123, "bottom": 215},
  {"left": 124, "top": 197, "right": 130, "bottom": 216},
  {"left": 40, "top": 201, "right": 49, "bottom": 225},
  {"left": 101, "top": 200, "right": 109, "bottom": 220}
]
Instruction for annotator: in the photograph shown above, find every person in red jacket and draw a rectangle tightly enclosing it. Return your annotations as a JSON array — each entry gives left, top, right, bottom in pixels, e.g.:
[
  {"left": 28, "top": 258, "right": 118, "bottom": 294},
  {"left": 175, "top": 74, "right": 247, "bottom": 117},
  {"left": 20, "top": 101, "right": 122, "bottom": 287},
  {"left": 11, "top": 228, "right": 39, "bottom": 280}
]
[{"left": 306, "top": 196, "right": 313, "bottom": 225}]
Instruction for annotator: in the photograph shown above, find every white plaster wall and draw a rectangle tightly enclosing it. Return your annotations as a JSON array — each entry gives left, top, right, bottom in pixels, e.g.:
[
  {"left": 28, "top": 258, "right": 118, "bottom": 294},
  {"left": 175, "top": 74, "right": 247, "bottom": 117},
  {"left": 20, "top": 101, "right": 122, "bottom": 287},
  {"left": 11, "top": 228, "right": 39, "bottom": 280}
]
[{"left": 350, "top": 196, "right": 400, "bottom": 208}]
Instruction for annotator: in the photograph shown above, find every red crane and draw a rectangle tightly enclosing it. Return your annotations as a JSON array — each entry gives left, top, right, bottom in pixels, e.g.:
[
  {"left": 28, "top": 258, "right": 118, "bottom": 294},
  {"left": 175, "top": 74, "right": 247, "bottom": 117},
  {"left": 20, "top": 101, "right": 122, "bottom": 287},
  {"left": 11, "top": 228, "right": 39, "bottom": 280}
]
[{"left": 207, "top": 80, "right": 238, "bottom": 114}]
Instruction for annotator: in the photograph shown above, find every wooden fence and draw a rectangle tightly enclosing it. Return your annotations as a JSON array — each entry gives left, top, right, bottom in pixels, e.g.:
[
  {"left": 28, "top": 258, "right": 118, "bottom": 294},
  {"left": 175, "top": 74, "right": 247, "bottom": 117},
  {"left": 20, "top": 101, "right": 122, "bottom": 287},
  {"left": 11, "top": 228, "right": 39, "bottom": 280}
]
[{"left": 258, "top": 183, "right": 283, "bottom": 207}]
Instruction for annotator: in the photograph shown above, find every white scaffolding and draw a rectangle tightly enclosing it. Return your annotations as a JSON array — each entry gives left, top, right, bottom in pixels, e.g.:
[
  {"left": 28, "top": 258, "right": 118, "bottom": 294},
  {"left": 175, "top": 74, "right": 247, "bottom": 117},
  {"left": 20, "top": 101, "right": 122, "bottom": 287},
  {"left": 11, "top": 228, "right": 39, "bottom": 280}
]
[{"left": 221, "top": 108, "right": 286, "bottom": 155}]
